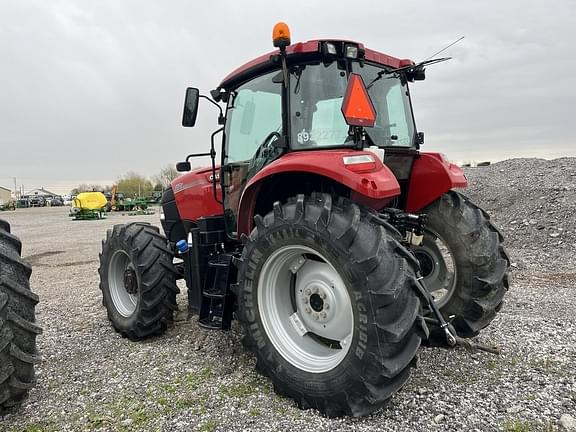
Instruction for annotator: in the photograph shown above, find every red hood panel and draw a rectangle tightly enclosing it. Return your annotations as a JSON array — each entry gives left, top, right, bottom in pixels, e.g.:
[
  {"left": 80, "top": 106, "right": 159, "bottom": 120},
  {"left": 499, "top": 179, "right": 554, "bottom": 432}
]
[{"left": 171, "top": 168, "right": 222, "bottom": 222}]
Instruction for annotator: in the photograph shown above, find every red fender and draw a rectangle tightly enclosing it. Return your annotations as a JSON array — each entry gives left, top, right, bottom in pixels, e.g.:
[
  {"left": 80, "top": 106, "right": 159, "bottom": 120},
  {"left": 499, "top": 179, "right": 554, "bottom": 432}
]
[
  {"left": 237, "top": 150, "right": 401, "bottom": 236},
  {"left": 405, "top": 152, "right": 467, "bottom": 213}
]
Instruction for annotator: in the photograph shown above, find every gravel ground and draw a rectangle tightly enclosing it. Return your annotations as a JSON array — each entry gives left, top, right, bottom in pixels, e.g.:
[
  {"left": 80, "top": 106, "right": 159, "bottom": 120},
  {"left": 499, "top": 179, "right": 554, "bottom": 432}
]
[{"left": 1, "top": 157, "right": 575, "bottom": 432}]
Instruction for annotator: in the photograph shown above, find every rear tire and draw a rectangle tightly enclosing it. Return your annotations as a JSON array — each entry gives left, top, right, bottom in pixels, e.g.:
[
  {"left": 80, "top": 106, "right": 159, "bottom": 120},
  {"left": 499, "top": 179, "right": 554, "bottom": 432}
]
[
  {"left": 238, "top": 194, "right": 426, "bottom": 417},
  {"left": 416, "top": 191, "right": 509, "bottom": 341},
  {"left": 98, "top": 223, "right": 179, "bottom": 340},
  {"left": 0, "top": 219, "right": 41, "bottom": 414}
]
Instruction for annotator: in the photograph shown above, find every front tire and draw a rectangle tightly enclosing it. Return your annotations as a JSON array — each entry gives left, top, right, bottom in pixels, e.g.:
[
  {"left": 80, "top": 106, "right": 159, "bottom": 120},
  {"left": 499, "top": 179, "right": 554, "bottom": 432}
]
[
  {"left": 416, "top": 191, "right": 510, "bottom": 339},
  {"left": 0, "top": 219, "right": 41, "bottom": 414},
  {"left": 238, "top": 194, "right": 425, "bottom": 417},
  {"left": 98, "top": 223, "right": 179, "bottom": 340}
]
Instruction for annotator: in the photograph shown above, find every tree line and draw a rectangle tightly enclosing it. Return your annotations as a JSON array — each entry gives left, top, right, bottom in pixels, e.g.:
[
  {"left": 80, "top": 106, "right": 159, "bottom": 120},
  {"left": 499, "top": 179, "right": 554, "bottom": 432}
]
[{"left": 70, "top": 165, "right": 179, "bottom": 197}]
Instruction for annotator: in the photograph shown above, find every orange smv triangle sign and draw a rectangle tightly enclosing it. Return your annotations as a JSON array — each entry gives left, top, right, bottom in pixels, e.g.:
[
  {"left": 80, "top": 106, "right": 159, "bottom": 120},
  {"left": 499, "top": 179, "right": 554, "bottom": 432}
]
[{"left": 340, "top": 73, "right": 377, "bottom": 128}]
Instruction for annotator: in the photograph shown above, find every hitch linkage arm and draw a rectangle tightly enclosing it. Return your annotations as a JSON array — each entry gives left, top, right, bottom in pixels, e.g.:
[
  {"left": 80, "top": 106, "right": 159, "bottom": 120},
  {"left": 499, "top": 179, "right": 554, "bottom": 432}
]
[
  {"left": 412, "top": 274, "right": 457, "bottom": 346},
  {"left": 415, "top": 266, "right": 501, "bottom": 353},
  {"left": 376, "top": 210, "right": 456, "bottom": 345},
  {"left": 372, "top": 209, "right": 501, "bottom": 354}
]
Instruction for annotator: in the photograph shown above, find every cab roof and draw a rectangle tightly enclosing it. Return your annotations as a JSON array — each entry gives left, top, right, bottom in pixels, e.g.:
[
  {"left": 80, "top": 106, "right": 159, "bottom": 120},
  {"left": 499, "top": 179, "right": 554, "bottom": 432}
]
[{"left": 218, "top": 39, "right": 414, "bottom": 90}]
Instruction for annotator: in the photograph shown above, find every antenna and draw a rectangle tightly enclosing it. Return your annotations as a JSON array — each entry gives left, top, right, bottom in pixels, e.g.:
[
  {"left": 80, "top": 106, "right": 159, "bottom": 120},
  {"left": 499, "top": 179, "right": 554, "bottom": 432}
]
[{"left": 423, "top": 36, "right": 465, "bottom": 62}]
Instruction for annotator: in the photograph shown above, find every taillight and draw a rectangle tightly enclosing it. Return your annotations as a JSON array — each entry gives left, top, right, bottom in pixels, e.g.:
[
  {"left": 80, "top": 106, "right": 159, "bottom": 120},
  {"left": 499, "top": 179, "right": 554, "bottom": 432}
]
[{"left": 342, "top": 155, "right": 377, "bottom": 173}]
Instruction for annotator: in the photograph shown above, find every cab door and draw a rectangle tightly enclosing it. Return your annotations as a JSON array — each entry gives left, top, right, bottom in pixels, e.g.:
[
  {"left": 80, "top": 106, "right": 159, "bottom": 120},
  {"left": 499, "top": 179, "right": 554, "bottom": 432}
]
[{"left": 221, "top": 71, "right": 282, "bottom": 236}]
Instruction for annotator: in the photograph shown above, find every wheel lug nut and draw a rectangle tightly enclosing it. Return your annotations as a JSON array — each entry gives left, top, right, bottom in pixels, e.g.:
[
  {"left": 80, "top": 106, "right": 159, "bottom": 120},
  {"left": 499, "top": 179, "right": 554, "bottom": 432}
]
[
  {"left": 303, "top": 298, "right": 308, "bottom": 304},
  {"left": 324, "top": 303, "right": 330, "bottom": 310},
  {"left": 320, "top": 293, "right": 326, "bottom": 299},
  {"left": 321, "top": 312, "right": 327, "bottom": 319},
  {"left": 305, "top": 288, "right": 311, "bottom": 296},
  {"left": 305, "top": 307, "right": 311, "bottom": 314},
  {"left": 313, "top": 313, "right": 319, "bottom": 320}
]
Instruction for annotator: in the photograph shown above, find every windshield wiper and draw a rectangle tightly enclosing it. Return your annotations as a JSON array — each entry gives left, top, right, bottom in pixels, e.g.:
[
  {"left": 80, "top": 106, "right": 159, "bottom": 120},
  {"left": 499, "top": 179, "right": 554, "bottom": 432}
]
[
  {"left": 365, "top": 36, "right": 465, "bottom": 89},
  {"left": 366, "top": 57, "right": 452, "bottom": 89},
  {"left": 290, "top": 65, "right": 305, "bottom": 94}
]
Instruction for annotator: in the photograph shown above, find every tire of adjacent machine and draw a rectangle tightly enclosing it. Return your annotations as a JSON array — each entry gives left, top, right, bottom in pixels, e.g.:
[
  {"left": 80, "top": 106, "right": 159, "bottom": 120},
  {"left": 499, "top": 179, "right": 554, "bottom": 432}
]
[
  {"left": 98, "top": 223, "right": 179, "bottom": 341},
  {"left": 0, "top": 219, "right": 41, "bottom": 414},
  {"left": 418, "top": 191, "right": 510, "bottom": 341},
  {"left": 237, "top": 194, "right": 427, "bottom": 417}
]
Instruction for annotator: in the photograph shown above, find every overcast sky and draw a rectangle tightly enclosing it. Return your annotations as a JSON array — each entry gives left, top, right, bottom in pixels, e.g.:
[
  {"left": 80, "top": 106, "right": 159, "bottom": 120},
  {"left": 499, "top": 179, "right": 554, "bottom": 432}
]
[{"left": 0, "top": 0, "right": 574, "bottom": 195}]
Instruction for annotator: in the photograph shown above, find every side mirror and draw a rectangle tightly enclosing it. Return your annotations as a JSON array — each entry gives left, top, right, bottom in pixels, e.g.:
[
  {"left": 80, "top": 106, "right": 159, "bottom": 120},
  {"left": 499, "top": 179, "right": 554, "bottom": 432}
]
[
  {"left": 416, "top": 131, "right": 425, "bottom": 145},
  {"left": 176, "top": 161, "right": 191, "bottom": 172},
  {"left": 182, "top": 87, "right": 200, "bottom": 127}
]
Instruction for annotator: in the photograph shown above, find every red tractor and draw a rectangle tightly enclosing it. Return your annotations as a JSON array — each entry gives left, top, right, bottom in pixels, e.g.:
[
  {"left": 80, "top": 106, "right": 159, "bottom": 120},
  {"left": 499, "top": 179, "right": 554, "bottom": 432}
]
[{"left": 99, "top": 23, "right": 509, "bottom": 417}]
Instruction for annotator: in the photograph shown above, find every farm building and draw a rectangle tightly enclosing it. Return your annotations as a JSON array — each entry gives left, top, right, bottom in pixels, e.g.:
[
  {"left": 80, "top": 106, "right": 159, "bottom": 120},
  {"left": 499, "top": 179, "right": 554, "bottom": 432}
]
[
  {"left": 20, "top": 188, "right": 60, "bottom": 207},
  {"left": 0, "top": 186, "right": 11, "bottom": 205},
  {"left": 21, "top": 188, "right": 58, "bottom": 200}
]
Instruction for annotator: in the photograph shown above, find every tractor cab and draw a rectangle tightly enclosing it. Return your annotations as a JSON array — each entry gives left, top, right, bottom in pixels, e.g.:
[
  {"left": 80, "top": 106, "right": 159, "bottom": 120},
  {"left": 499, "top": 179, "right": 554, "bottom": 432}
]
[{"left": 179, "top": 25, "right": 429, "bottom": 237}]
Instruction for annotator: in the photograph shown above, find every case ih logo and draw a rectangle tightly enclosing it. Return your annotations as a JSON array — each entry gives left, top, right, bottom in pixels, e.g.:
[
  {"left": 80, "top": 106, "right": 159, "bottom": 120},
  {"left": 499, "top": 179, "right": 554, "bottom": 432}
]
[{"left": 174, "top": 172, "right": 219, "bottom": 194}]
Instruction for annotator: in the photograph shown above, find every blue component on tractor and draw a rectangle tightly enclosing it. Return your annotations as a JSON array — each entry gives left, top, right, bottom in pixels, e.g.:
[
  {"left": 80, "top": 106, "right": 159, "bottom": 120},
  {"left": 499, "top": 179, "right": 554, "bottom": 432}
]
[{"left": 176, "top": 239, "right": 189, "bottom": 254}]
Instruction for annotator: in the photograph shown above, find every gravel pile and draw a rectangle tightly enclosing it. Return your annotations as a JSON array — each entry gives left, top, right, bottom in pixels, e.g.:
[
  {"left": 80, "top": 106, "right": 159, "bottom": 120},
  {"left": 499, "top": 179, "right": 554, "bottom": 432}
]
[
  {"left": 464, "top": 157, "right": 576, "bottom": 272},
  {"left": 1, "top": 157, "right": 575, "bottom": 432}
]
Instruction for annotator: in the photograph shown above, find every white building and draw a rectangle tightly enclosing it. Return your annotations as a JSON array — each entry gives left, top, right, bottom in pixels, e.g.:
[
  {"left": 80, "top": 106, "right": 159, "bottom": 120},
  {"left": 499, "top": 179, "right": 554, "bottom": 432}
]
[
  {"left": 0, "top": 186, "right": 11, "bottom": 205},
  {"left": 22, "top": 188, "right": 58, "bottom": 200}
]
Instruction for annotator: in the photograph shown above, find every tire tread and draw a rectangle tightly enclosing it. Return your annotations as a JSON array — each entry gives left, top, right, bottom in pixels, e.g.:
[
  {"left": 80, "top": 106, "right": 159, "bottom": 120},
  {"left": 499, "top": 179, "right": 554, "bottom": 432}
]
[
  {"left": 98, "top": 223, "right": 179, "bottom": 341},
  {"left": 423, "top": 191, "right": 510, "bottom": 340},
  {"left": 0, "top": 219, "right": 40, "bottom": 415},
  {"left": 238, "top": 194, "right": 423, "bottom": 417}
]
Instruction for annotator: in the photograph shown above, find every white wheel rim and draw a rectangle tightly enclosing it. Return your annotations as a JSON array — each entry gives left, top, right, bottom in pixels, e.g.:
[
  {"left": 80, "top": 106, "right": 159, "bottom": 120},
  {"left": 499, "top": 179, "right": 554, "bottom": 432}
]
[
  {"left": 414, "top": 228, "right": 457, "bottom": 308},
  {"left": 108, "top": 250, "right": 138, "bottom": 317},
  {"left": 257, "top": 245, "right": 353, "bottom": 373}
]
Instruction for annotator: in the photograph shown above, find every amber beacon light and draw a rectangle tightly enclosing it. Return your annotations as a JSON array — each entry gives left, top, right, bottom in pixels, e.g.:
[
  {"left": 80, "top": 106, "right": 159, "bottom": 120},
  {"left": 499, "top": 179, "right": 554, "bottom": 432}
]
[{"left": 272, "top": 22, "right": 291, "bottom": 48}]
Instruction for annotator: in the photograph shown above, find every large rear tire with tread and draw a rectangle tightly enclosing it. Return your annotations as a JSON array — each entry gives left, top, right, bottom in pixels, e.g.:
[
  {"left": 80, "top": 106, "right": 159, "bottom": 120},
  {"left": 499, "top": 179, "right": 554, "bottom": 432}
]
[
  {"left": 0, "top": 219, "right": 41, "bottom": 414},
  {"left": 238, "top": 194, "right": 426, "bottom": 417},
  {"left": 99, "top": 223, "right": 179, "bottom": 341},
  {"left": 416, "top": 191, "right": 509, "bottom": 341}
]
